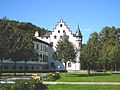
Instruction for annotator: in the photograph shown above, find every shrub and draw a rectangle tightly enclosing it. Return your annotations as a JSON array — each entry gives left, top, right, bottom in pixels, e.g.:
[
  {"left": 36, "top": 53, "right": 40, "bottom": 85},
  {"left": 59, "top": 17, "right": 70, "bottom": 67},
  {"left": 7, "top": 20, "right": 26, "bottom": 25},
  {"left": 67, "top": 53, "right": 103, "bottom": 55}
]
[
  {"left": 0, "top": 84, "right": 12, "bottom": 90},
  {"left": 49, "top": 72, "right": 61, "bottom": 81},
  {"left": 0, "top": 80, "right": 47, "bottom": 90}
]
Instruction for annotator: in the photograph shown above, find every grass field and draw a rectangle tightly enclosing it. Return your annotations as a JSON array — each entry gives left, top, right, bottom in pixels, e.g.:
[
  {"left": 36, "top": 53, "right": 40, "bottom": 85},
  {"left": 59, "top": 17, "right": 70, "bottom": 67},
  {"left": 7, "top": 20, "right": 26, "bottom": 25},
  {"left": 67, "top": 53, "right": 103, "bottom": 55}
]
[
  {"left": 56, "top": 72, "right": 120, "bottom": 82},
  {"left": 48, "top": 84, "right": 120, "bottom": 90},
  {"left": 1, "top": 71, "right": 120, "bottom": 82},
  {"left": 1, "top": 72, "right": 120, "bottom": 90}
]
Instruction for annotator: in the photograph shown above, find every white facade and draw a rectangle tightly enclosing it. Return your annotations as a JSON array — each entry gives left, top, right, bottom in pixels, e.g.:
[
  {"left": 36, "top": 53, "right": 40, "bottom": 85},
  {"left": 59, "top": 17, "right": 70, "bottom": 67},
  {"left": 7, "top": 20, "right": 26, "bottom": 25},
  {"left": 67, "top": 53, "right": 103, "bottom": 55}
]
[{"left": 36, "top": 19, "right": 82, "bottom": 71}]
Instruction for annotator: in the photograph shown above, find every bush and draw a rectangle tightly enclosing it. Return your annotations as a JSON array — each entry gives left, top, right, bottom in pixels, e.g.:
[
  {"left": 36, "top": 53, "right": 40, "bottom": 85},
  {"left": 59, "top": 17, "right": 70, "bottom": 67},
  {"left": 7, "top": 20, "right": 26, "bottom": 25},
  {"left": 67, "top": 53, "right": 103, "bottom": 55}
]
[
  {"left": 0, "top": 84, "right": 12, "bottom": 90},
  {"left": 48, "top": 72, "right": 61, "bottom": 81},
  {"left": 0, "top": 80, "right": 47, "bottom": 90}
]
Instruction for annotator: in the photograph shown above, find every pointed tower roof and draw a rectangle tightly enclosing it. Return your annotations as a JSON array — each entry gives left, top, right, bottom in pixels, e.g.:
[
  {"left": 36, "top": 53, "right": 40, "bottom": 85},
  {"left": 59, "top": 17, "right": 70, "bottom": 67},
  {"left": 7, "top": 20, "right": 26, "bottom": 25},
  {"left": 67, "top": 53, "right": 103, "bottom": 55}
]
[{"left": 76, "top": 24, "right": 82, "bottom": 38}]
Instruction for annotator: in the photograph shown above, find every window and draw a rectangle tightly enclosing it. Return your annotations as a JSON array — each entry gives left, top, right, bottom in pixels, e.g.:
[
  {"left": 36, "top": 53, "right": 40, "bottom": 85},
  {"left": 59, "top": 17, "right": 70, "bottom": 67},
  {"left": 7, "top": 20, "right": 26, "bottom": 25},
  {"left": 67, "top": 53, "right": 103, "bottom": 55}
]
[
  {"left": 68, "top": 62, "right": 71, "bottom": 67},
  {"left": 43, "top": 46, "right": 45, "bottom": 51},
  {"left": 60, "top": 24, "right": 62, "bottom": 27},
  {"left": 50, "top": 42, "right": 53, "bottom": 46},
  {"left": 45, "top": 46, "right": 48, "bottom": 52},
  {"left": 46, "top": 56, "right": 48, "bottom": 62},
  {"left": 32, "top": 66, "right": 34, "bottom": 69},
  {"left": 26, "top": 66, "right": 29, "bottom": 69},
  {"left": 36, "top": 44, "right": 39, "bottom": 50},
  {"left": 43, "top": 55, "right": 45, "bottom": 62},
  {"left": 58, "top": 30, "right": 60, "bottom": 33},
  {"left": 40, "top": 45, "right": 42, "bottom": 51},
  {"left": 54, "top": 35, "right": 57, "bottom": 39},
  {"left": 45, "top": 64, "right": 49, "bottom": 69},
  {"left": 51, "top": 62, "right": 54, "bottom": 68},
  {"left": 46, "top": 37, "right": 48, "bottom": 39},
  {"left": 44, "top": 55, "right": 48, "bottom": 62},
  {"left": 79, "top": 42, "right": 81, "bottom": 47},
  {"left": 60, "top": 36, "right": 62, "bottom": 39},
  {"left": 40, "top": 54, "right": 42, "bottom": 59},
  {"left": 12, "top": 66, "right": 15, "bottom": 69},
  {"left": 63, "top": 30, "right": 65, "bottom": 33},
  {"left": 19, "top": 66, "right": 23, "bottom": 69},
  {"left": 4, "top": 65, "right": 8, "bottom": 69},
  {"left": 67, "top": 35, "right": 69, "bottom": 39},
  {"left": 39, "top": 54, "right": 42, "bottom": 62}
]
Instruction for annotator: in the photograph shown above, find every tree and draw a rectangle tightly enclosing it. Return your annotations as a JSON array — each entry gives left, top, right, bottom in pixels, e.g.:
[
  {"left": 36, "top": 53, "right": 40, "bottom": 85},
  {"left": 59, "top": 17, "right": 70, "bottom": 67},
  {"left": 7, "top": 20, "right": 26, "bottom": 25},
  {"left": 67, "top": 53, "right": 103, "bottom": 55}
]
[
  {"left": 0, "top": 17, "right": 10, "bottom": 78},
  {"left": 54, "top": 34, "right": 78, "bottom": 76},
  {"left": 99, "top": 27, "right": 120, "bottom": 73},
  {"left": 80, "top": 32, "right": 100, "bottom": 76},
  {"left": 80, "top": 26, "right": 120, "bottom": 75},
  {"left": 9, "top": 29, "right": 38, "bottom": 75},
  {"left": 0, "top": 17, "right": 41, "bottom": 76}
]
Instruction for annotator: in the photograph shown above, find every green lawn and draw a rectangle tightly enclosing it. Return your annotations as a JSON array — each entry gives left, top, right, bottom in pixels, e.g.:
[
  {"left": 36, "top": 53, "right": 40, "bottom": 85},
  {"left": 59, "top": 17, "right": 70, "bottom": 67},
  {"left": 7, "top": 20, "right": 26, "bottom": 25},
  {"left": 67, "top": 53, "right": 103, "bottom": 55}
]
[
  {"left": 55, "top": 72, "right": 120, "bottom": 82},
  {"left": 48, "top": 84, "right": 120, "bottom": 90},
  {"left": 2, "top": 71, "right": 120, "bottom": 82}
]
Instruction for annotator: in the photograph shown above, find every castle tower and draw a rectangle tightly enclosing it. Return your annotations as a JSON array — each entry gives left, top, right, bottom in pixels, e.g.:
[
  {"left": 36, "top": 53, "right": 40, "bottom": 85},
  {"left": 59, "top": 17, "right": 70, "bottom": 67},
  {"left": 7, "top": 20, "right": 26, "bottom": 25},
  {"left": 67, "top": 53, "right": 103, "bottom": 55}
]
[
  {"left": 76, "top": 24, "right": 82, "bottom": 49},
  {"left": 75, "top": 25, "right": 82, "bottom": 70}
]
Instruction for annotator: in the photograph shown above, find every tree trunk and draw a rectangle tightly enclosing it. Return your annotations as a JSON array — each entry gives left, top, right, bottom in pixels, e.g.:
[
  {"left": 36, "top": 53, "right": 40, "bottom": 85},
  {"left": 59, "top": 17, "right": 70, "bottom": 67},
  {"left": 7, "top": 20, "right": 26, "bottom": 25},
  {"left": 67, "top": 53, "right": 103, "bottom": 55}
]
[
  {"left": 111, "top": 64, "right": 113, "bottom": 74},
  {"left": 115, "top": 64, "right": 117, "bottom": 72},
  {"left": 65, "top": 62, "right": 67, "bottom": 76},
  {"left": 118, "top": 68, "right": 120, "bottom": 74},
  {"left": 14, "top": 61, "right": 17, "bottom": 76},
  {"left": 75, "top": 62, "right": 76, "bottom": 74},
  {"left": 87, "top": 66, "right": 90, "bottom": 76},
  {"left": 0, "top": 58, "right": 3, "bottom": 79},
  {"left": 24, "top": 61, "right": 27, "bottom": 75},
  {"left": 104, "top": 64, "right": 106, "bottom": 73}
]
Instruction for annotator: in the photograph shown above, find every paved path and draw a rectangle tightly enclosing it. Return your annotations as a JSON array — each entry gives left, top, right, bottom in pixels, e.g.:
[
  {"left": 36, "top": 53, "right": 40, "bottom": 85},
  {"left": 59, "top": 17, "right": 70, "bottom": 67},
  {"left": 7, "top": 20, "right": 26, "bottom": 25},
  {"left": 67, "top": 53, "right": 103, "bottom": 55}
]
[
  {"left": 43, "top": 82, "right": 120, "bottom": 85},
  {"left": 1, "top": 78, "right": 120, "bottom": 85}
]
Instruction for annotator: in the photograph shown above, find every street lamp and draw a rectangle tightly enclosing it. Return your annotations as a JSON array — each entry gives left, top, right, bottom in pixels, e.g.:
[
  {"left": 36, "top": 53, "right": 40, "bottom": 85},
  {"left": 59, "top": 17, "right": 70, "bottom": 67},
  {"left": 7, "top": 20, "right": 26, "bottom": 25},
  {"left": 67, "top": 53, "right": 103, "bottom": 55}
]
[{"left": 58, "top": 66, "right": 60, "bottom": 72}]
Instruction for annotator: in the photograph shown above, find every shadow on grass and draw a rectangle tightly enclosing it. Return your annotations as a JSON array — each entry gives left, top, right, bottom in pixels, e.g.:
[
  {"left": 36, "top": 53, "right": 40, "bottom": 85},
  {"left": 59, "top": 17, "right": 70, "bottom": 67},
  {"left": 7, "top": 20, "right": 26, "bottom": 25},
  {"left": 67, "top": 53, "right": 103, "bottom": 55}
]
[{"left": 67, "top": 73, "right": 111, "bottom": 77}]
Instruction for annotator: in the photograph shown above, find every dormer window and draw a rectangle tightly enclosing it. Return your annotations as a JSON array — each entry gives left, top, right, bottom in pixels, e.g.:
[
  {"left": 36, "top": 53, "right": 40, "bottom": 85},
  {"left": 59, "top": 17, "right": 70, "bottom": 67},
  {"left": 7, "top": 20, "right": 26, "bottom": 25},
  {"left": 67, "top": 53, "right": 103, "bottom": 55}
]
[
  {"left": 58, "top": 30, "right": 60, "bottom": 33},
  {"left": 60, "top": 24, "right": 62, "bottom": 27}
]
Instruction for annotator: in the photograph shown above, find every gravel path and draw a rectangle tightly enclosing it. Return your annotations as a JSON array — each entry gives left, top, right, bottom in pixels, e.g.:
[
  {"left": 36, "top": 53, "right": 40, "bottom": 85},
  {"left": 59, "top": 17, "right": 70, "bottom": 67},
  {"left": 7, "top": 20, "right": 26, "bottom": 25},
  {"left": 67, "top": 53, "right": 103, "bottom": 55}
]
[{"left": 43, "top": 82, "right": 120, "bottom": 85}]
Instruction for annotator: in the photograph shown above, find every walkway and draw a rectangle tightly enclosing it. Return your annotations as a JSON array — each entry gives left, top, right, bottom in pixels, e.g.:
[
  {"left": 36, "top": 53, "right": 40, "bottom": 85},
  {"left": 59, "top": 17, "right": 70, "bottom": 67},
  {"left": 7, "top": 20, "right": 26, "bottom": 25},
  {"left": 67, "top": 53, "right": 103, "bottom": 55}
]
[
  {"left": 1, "top": 78, "right": 120, "bottom": 85},
  {"left": 43, "top": 82, "right": 120, "bottom": 85}
]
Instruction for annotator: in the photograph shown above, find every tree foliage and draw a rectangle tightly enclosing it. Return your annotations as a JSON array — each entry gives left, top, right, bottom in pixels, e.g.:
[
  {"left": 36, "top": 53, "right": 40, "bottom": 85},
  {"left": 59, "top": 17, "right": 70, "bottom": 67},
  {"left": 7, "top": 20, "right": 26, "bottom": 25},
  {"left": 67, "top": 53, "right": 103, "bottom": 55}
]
[
  {"left": 80, "top": 26, "right": 120, "bottom": 75},
  {"left": 54, "top": 34, "right": 78, "bottom": 75},
  {"left": 0, "top": 17, "right": 47, "bottom": 76}
]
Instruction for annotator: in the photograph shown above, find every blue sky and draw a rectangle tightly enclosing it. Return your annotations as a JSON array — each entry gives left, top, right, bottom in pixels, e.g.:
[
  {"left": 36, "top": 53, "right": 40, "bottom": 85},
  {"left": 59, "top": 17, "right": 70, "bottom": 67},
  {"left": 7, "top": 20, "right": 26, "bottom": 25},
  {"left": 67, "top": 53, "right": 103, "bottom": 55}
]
[{"left": 0, "top": 0, "right": 120, "bottom": 43}]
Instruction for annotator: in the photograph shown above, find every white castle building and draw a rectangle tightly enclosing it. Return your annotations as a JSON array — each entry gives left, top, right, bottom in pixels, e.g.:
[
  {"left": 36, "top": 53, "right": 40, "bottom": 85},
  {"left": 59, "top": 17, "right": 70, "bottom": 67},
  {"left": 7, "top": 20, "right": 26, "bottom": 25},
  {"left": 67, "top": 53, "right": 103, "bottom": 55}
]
[{"left": 35, "top": 19, "right": 82, "bottom": 71}]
